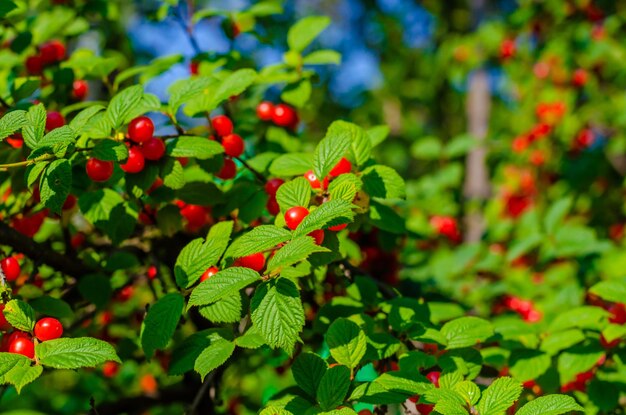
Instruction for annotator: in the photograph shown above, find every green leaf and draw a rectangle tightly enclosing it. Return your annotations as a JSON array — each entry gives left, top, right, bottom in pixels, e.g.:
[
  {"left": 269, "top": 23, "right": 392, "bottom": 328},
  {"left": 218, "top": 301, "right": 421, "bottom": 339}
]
[
  {"left": 0, "top": 353, "right": 31, "bottom": 378},
  {"left": 328, "top": 173, "right": 362, "bottom": 202},
  {"left": 303, "top": 50, "right": 341, "bottom": 65},
  {"left": 3, "top": 300, "right": 35, "bottom": 332},
  {"left": 235, "top": 326, "right": 266, "bottom": 349},
  {"left": 316, "top": 364, "right": 351, "bottom": 411},
  {"left": 313, "top": 121, "right": 354, "bottom": 180},
  {"left": 544, "top": 197, "right": 572, "bottom": 235},
  {"left": 106, "top": 85, "right": 143, "bottom": 128},
  {"left": 589, "top": 280, "right": 626, "bottom": 304},
  {"left": 548, "top": 306, "right": 609, "bottom": 332},
  {"left": 226, "top": 225, "right": 292, "bottom": 259},
  {"left": 207, "top": 69, "right": 257, "bottom": 112},
  {"left": 267, "top": 236, "right": 329, "bottom": 273},
  {"left": 161, "top": 158, "right": 185, "bottom": 189},
  {"left": 515, "top": 394, "right": 584, "bottom": 415},
  {"left": 276, "top": 177, "right": 312, "bottom": 212},
  {"left": 281, "top": 81, "right": 312, "bottom": 108},
  {"left": 37, "top": 125, "right": 76, "bottom": 148},
  {"left": 36, "top": 338, "right": 120, "bottom": 368},
  {"left": 0, "top": 0, "right": 17, "bottom": 18},
  {"left": 169, "top": 329, "right": 230, "bottom": 376},
  {"left": 174, "top": 233, "right": 228, "bottom": 288},
  {"left": 168, "top": 76, "right": 218, "bottom": 116},
  {"left": 141, "top": 293, "right": 184, "bottom": 358},
  {"left": 91, "top": 139, "right": 128, "bottom": 161},
  {"left": 39, "top": 159, "right": 72, "bottom": 214},
  {"left": 199, "top": 294, "right": 242, "bottom": 323},
  {"left": 287, "top": 16, "right": 331, "bottom": 52},
  {"left": 557, "top": 344, "right": 604, "bottom": 384},
  {"left": 366, "top": 125, "right": 389, "bottom": 148},
  {"left": 441, "top": 317, "right": 494, "bottom": 349},
  {"left": 476, "top": 377, "right": 522, "bottom": 415},
  {"left": 342, "top": 121, "right": 371, "bottom": 166},
  {"left": 167, "top": 137, "right": 224, "bottom": 159},
  {"left": 194, "top": 335, "right": 235, "bottom": 380},
  {"left": 293, "top": 199, "right": 355, "bottom": 237},
  {"left": 22, "top": 104, "right": 46, "bottom": 149},
  {"left": 426, "top": 388, "right": 468, "bottom": 415},
  {"left": 508, "top": 349, "right": 551, "bottom": 382},
  {"left": 540, "top": 329, "right": 585, "bottom": 355},
  {"left": 4, "top": 365, "right": 42, "bottom": 393},
  {"left": 251, "top": 278, "right": 304, "bottom": 352},
  {"left": 0, "top": 110, "right": 26, "bottom": 141},
  {"left": 269, "top": 153, "right": 313, "bottom": 176},
  {"left": 326, "top": 318, "right": 367, "bottom": 369},
  {"left": 189, "top": 267, "right": 260, "bottom": 307},
  {"left": 29, "top": 296, "right": 74, "bottom": 319},
  {"left": 292, "top": 352, "right": 327, "bottom": 398},
  {"left": 361, "top": 165, "right": 406, "bottom": 199},
  {"left": 78, "top": 274, "right": 112, "bottom": 309},
  {"left": 454, "top": 381, "right": 481, "bottom": 406},
  {"left": 369, "top": 201, "right": 405, "bottom": 234},
  {"left": 68, "top": 105, "right": 105, "bottom": 132}
]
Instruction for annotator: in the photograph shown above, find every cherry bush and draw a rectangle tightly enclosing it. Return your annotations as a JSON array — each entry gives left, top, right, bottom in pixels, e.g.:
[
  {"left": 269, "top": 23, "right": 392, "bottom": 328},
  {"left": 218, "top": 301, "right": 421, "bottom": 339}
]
[{"left": 0, "top": 0, "right": 620, "bottom": 414}]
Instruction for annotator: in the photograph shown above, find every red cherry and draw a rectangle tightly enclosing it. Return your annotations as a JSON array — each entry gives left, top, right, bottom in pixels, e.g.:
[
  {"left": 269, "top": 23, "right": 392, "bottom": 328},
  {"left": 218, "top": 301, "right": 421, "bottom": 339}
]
[
  {"left": 257, "top": 101, "right": 275, "bottom": 121},
  {"left": 102, "top": 361, "right": 120, "bottom": 378},
  {"left": 608, "top": 303, "right": 626, "bottom": 324},
  {"left": 265, "top": 179, "right": 285, "bottom": 196},
  {"left": 200, "top": 266, "right": 219, "bottom": 282},
  {"left": 62, "top": 194, "right": 77, "bottom": 210},
  {"left": 9, "top": 336, "right": 34, "bottom": 359},
  {"left": 211, "top": 115, "right": 233, "bottom": 137},
  {"left": 600, "top": 333, "right": 620, "bottom": 349},
  {"left": 309, "top": 229, "right": 325, "bottom": 245},
  {"left": 329, "top": 158, "right": 352, "bottom": 177},
  {"left": 221, "top": 134, "right": 244, "bottom": 157},
  {"left": 11, "top": 211, "right": 46, "bottom": 237},
  {"left": 328, "top": 223, "right": 348, "bottom": 232},
  {"left": 39, "top": 40, "right": 65, "bottom": 65},
  {"left": 25, "top": 55, "right": 44, "bottom": 75},
  {"left": 304, "top": 170, "right": 321, "bottom": 189},
  {"left": 86, "top": 158, "right": 114, "bottom": 182},
  {"left": 117, "top": 285, "right": 134, "bottom": 302},
  {"left": 266, "top": 197, "right": 280, "bottom": 216},
  {"left": 6, "top": 133, "right": 24, "bottom": 149},
  {"left": 500, "top": 38, "right": 516, "bottom": 59},
  {"left": 285, "top": 206, "right": 309, "bottom": 230},
  {"left": 415, "top": 404, "right": 434, "bottom": 415},
  {"left": 128, "top": 116, "right": 154, "bottom": 143},
  {"left": 70, "top": 232, "right": 85, "bottom": 249},
  {"left": 217, "top": 158, "right": 237, "bottom": 180},
  {"left": 45, "top": 111, "right": 65, "bottom": 131},
  {"left": 34, "top": 317, "right": 63, "bottom": 341},
  {"left": 572, "top": 69, "right": 588, "bottom": 87},
  {"left": 234, "top": 253, "right": 266, "bottom": 272},
  {"left": 272, "top": 104, "right": 298, "bottom": 128},
  {"left": 141, "top": 137, "right": 166, "bottom": 161},
  {"left": 430, "top": 216, "right": 461, "bottom": 243},
  {"left": 72, "top": 80, "right": 89, "bottom": 100},
  {"left": 426, "top": 371, "right": 441, "bottom": 387},
  {"left": 180, "top": 205, "right": 209, "bottom": 229},
  {"left": 178, "top": 157, "right": 189, "bottom": 167},
  {"left": 1, "top": 257, "right": 20, "bottom": 281},
  {"left": 190, "top": 61, "right": 199, "bottom": 75},
  {"left": 0, "top": 305, "right": 12, "bottom": 331},
  {"left": 121, "top": 147, "right": 145, "bottom": 174}
]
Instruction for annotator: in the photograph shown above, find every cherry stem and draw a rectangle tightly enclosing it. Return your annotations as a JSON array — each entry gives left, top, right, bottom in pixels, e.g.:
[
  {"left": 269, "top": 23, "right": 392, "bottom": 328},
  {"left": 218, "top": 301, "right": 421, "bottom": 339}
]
[
  {"left": 234, "top": 156, "right": 266, "bottom": 184},
  {"left": 0, "top": 154, "right": 53, "bottom": 171}
]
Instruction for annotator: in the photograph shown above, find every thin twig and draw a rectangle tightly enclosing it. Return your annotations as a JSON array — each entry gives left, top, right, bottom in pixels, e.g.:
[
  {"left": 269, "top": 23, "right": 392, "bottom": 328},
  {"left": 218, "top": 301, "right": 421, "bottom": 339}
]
[
  {"left": 234, "top": 156, "right": 266, "bottom": 184},
  {"left": 186, "top": 372, "right": 215, "bottom": 415},
  {"left": 0, "top": 96, "right": 11, "bottom": 109}
]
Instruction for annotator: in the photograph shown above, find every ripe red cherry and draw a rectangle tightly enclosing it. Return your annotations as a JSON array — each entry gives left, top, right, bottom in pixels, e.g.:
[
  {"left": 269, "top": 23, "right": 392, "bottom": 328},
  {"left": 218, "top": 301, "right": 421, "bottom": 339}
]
[
  {"left": 102, "top": 361, "right": 120, "bottom": 378},
  {"left": 1, "top": 257, "right": 20, "bottom": 281},
  {"left": 6, "top": 133, "right": 24, "bottom": 149},
  {"left": 72, "top": 80, "right": 89, "bottom": 100},
  {"left": 34, "top": 317, "right": 63, "bottom": 341},
  {"left": 141, "top": 137, "right": 166, "bottom": 160},
  {"left": 415, "top": 404, "right": 434, "bottom": 415},
  {"left": 217, "top": 158, "right": 237, "bottom": 180},
  {"left": 426, "top": 371, "right": 441, "bottom": 387},
  {"left": 600, "top": 333, "right": 620, "bottom": 349},
  {"left": 121, "top": 147, "right": 145, "bottom": 173},
  {"left": 500, "top": 38, "right": 516, "bottom": 60},
  {"left": 62, "top": 194, "right": 77, "bottom": 210},
  {"left": 190, "top": 61, "right": 199, "bottom": 75},
  {"left": 572, "top": 69, "right": 588, "bottom": 87},
  {"left": 234, "top": 253, "right": 266, "bottom": 272},
  {"left": 608, "top": 303, "right": 626, "bottom": 324},
  {"left": 304, "top": 170, "right": 321, "bottom": 189},
  {"left": 40, "top": 40, "right": 65, "bottom": 65},
  {"left": 329, "top": 157, "right": 352, "bottom": 177},
  {"left": 265, "top": 178, "right": 284, "bottom": 196},
  {"left": 0, "top": 304, "right": 12, "bottom": 331},
  {"left": 266, "top": 197, "right": 280, "bottom": 216},
  {"left": 25, "top": 55, "right": 44, "bottom": 75},
  {"left": 46, "top": 111, "right": 65, "bottom": 131},
  {"left": 86, "top": 158, "right": 114, "bottom": 182},
  {"left": 328, "top": 223, "right": 348, "bottom": 232},
  {"left": 285, "top": 206, "right": 309, "bottom": 230},
  {"left": 257, "top": 101, "right": 274, "bottom": 121},
  {"left": 430, "top": 215, "right": 461, "bottom": 243},
  {"left": 180, "top": 205, "right": 209, "bottom": 229},
  {"left": 272, "top": 104, "right": 298, "bottom": 128},
  {"left": 221, "top": 134, "right": 244, "bottom": 157},
  {"left": 128, "top": 116, "right": 154, "bottom": 143},
  {"left": 200, "top": 266, "right": 219, "bottom": 282},
  {"left": 211, "top": 115, "right": 233, "bottom": 137},
  {"left": 309, "top": 229, "right": 325, "bottom": 245},
  {"left": 9, "top": 336, "right": 34, "bottom": 359}
]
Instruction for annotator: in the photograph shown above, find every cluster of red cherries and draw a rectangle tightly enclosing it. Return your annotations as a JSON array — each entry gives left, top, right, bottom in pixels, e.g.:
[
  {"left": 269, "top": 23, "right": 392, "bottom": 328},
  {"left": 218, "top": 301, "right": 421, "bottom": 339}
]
[
  {"left": 256, "top": 101, "right": 299, "bottom": 130},
  {"left": 0, "top": 305, "right": 63, "bottom": 359}
]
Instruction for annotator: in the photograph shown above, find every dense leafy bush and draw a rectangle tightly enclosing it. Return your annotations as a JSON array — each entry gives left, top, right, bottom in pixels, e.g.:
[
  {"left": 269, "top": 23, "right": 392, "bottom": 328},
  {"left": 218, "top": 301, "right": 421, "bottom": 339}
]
[{"left": 0, "top": 0, "right": 623, "bottom": 414}]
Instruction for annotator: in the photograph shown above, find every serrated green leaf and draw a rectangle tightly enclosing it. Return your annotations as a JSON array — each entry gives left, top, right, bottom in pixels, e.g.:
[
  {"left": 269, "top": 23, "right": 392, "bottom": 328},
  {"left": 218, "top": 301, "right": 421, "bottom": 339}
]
[
  {"left": 189, "top": 267, "right": 260, "bottom": 307},
  {"left": 22, "top": 104, "right": 46, "bottom": 149},
  {"left": 106, "top": 85, "right": 143, "bottom": 128},
  {"left": 235, "top": 326, "right": 266, "bottom": 349},
  {"left": 167, "top": 137, "right": 224, "bottom": 159},
  {"left": 515, "top": 394, "right": 584, "bottom": 415},
  {"left": 287, "top": 16, "right": 330, "bottom": 52},
  {"left": 36, "top": 338, "right": 120, "bottom": 368},
  {"left": 37, "top": 125, "right": 75, "bottom": 148},
  {"left": 39, "top": 159, "right": 71, "bottom": 214},
  {"left": 544, "top": 197, "right": 572, "bottom": 235},
  {"left": 29, "top": 296, "right": 74, "bottom": 319},
  {"left": 251, "top": 278, "right": 304, "bottom": 353},
  {"left": 441, "top": 317, "right": 494, "bottom": 349},
  {"left": 292, "top": 352, "right": 327, "bottom": 398},
  {"left": 198, "top": 294, "right": 242, "bottom": 323},
  {"left": 68, "top": 105, "right": 105, "bottom": 132},
  {"left": 328, "top": 173, "right": 361, "bottom": 202},
  {"left": 169, "top": 329, "right": 230, "bottom": 375},
  {"left": 316, "top": 364, "right": 350, "bottom": 411},
  {"left": 0, "top": 110, "right": 27, "bottom": 141},
  {"left": 267, "top": 236, "right": 329, "bottom": 273},
  {"left": 194, "top": 335, "right": 235, "bottom": 380},
  {"left": 313, "top": 121, "right": 353, "bottom": 180},
  {"left": 226, "top": 225, "right": 292, "bottom": 259},
  {"left": 454, "top": 380, "right": 481, "bottom": 406},
  {"left": 276, "top": 177, "right": 311, "bottom": 212},
  {"left": 426, "top": 388, "right": 468, "bottom": 415},
  {"left": 303, "top": 50, "right": 341, "bottom": 65},
  {"left": 589, "top": 280, "right": 626, "bottom": 304},
  {"left": 509, "top": 349, "right": 551, "bottom": 383},
  {"left": 175, "top": 235, "right": 225, "bottom": 288},
  {"left": 476, "top": 377, "right": 522, "bottom": 415},
  {"left": 4, "top": 365, "right": 42, "bottom": 393},
  {"left": 91, "top": 139, "right": 128, "bottom": 161},
  {"left": 367, "top": 125, "right": 389, "bottom": 148},
  {"left": 293, "top": 199, "right": 355, "bottom": 237},
  {"left": 161, "top": 158, "right": 185, "bottom": 189},
  {"left": 326, "top": 318, "right": 367, "bottom": 369},
  {"left": 269, "top": 153, "right": 313, "bottom": 176},
  {"left": 361, "top": 165, "right": 406, "bottom": 199},
  {"left": 0, "top": 353, "right": 31, "bottom": 378},
  {"left": 3, "top": 300, "right": 35, "bottom": 332},
  {"left": 141, "top": 293, "right": 184, "bottom": 358},
  {"left": 281, "top": 80, "right": 311, "bottom": 108}
]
